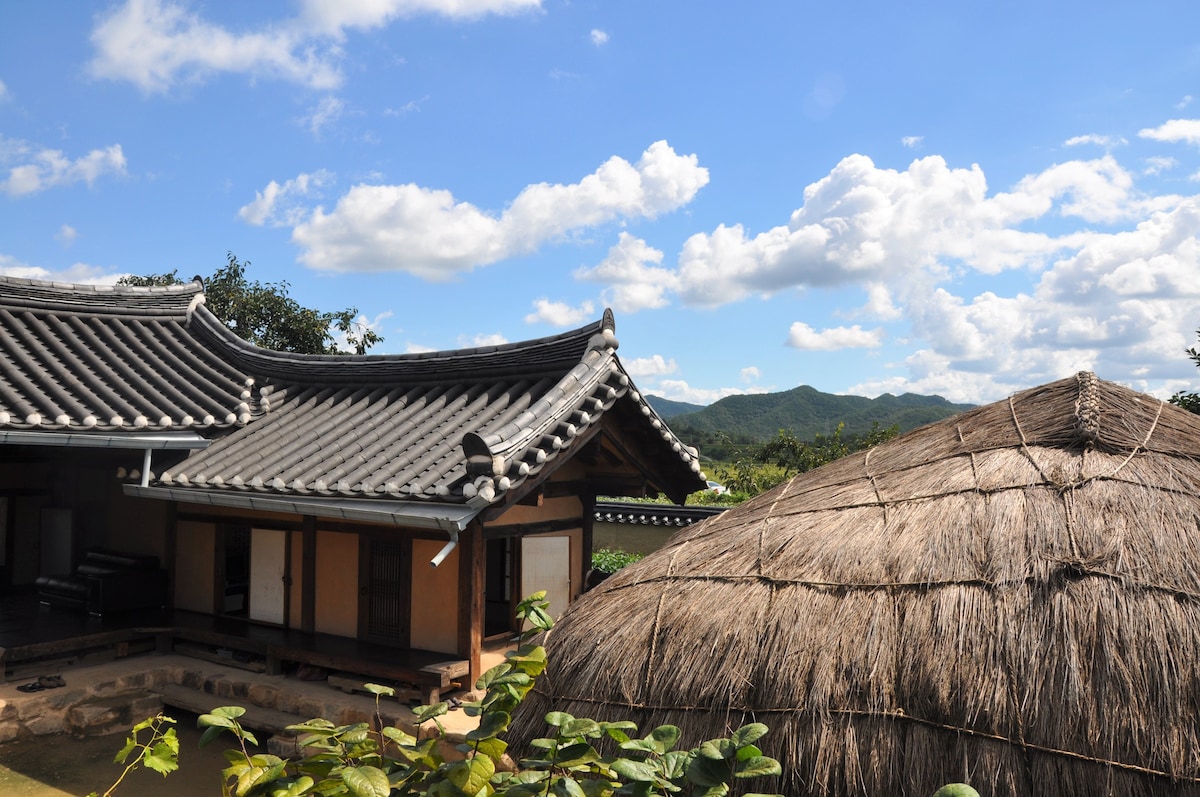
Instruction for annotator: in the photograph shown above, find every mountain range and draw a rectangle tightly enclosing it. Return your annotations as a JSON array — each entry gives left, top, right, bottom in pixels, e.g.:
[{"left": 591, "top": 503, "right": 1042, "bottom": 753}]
[{"left": 647, "top": 385, "right": 975, "bottom": 445}]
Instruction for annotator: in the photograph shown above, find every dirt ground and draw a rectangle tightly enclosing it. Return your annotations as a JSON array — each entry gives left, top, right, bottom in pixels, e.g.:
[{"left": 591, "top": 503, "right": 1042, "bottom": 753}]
[{"left": 0, "top": 709, "right": 234, "bottom": 797}]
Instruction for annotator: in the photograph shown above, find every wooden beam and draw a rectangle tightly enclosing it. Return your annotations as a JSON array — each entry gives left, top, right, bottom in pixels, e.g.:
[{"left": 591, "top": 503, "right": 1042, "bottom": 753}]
[
  {"left": 164, "top": 501, "right": 177, "bottom": 611},
  {"left": 301, "top": 516, "right": 316, "bottom": 634},
  {"left": 457, "top": 521, "right": 485, "bottom": 684},
  {"left": 482, "top": 516, "right": 582, "bottom": 539},
  {"left": 580, "top": 493, "right": 595, "bottom": 598}
]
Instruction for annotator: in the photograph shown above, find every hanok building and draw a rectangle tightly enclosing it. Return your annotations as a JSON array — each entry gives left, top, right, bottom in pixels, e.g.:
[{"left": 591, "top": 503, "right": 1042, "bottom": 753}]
[{"left": 0, "top": 276, "right": 704, "bottom": 687}]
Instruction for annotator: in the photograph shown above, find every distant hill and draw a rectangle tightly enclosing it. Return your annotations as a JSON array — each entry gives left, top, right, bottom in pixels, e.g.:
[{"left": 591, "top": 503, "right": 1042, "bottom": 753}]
[
  {"left": 651, "top": 385, "right": 975, "bottom": 445},
  {"left": 645, "top": 395, "right": 706, "bottom": 419}
]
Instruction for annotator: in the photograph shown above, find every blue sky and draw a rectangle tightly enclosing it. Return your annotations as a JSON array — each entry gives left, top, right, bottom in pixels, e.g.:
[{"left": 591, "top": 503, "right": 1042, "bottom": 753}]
[{"left": 3, "top": 1, "right": 1200, "bottom": 406}]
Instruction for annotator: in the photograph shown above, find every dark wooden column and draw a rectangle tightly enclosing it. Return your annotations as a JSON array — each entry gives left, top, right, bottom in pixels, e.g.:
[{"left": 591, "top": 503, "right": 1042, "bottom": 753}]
[
  {"left": 301, "top": 515, "right": 317, "bottom": 634},
  {"left": 457, "top": 522, "right": 485, "bottom": 683},
  {"left": 580, "top": 493, "right": 595, "bottom": 597},
  {"left": 163, "top": 501, "right": 177, "bottom": 611}
]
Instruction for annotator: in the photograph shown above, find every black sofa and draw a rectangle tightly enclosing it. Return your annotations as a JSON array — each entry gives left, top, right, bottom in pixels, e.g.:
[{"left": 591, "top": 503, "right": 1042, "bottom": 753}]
[{"left": 36, "top": 549, "right": 167, "bottom": 615}]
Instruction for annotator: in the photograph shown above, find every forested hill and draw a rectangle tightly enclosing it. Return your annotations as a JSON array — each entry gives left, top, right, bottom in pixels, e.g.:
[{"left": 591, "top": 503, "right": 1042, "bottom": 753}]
[{"left": 647, "top": 385, "right": 975, "bottom": 445}]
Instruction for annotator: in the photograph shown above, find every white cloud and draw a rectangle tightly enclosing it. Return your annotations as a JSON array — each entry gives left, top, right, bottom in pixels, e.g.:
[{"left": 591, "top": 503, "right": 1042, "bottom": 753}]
[
  {"left": 575, "top": 233, "right": 676, "bottom": 312},
  {"left": 786, "top": 321, "right": 884, "bottom": 350},
  {"left": 0, "top": 254, "right": 126, "bottom": 284},
  {"left": 524, "top": 298, "right": 595, "bottom": 326},
  {"left": 238, "top": 170, "right": 333, "bottom": 227},
  {"left": 464, "top": 332, "right": 508, "bottom": 347},
  {"left": 1178, "top": 96, "right": 1194, "bottom": 110},
  {"left": 1138, "top": 118, "right": 1200, "bottom": 146},
  {"left": 1145, "top": 156, "right": 1177, "bottom": 176},
  {"left": 901, "top": 136, "right": 923, "bottom": 149},
  {"left": 590, "top": 29, "right": 609, "bottom": 46},
  {"left": 1064, "top": 134, "right": 1126, "bottom": 148},
  {"left": 88, "top": 0, "right": 541, "bottom": 93},
  {"left": 292, "top": 140, "right": 708, "bottom": 276},
  {"left": 739, "top": 366, "right": 760, "bottom": 383},
  {"left": 0, "top": 137, "right": 127, "bottom": 197},
  {"left": 624, "top": 354, "right": 677, "bottom": 379},
  {"left": 56, "top": 225, "right": 78, "bottom": 246},
  {"left": 651, "top": 379, "right": 767, "bottom": 405},
  {"left": 302, "top": 96, "right": 345, "bottom": 137},
  {"left": 0, "top": 79, "right": 8, "bottom": 102}
]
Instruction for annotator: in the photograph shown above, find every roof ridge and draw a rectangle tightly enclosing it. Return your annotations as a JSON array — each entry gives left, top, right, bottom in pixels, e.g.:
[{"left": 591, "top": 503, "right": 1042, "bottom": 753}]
[{"left": 0, "top": 275, "right": 204, "bottom": 317}]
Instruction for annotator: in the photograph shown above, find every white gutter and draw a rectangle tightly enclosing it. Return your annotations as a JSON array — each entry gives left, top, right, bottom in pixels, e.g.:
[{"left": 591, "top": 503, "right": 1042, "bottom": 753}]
[
  {"left": 0, "top": 431, "right": 210, "bottom": 450},
  {"left": 123, "top": 484, "right": 480, "bottom": 533}
]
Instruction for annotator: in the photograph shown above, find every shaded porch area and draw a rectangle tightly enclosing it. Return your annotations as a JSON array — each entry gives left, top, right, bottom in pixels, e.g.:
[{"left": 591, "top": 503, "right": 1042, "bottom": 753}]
[{"left": 0, "top": 594, "right": 472, "bottom": 705}]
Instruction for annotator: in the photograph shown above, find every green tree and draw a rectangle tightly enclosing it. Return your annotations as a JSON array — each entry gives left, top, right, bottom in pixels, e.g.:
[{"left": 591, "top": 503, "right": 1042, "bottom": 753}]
[
  {"left": 754, "top": 421, "right": 899, "bottom": 478},
  {"left": 117, "top": 253, "right": 382, "bottom": 355},
  {"left": 1170, "top": 328, "right": 1200, "bottom": 414}
]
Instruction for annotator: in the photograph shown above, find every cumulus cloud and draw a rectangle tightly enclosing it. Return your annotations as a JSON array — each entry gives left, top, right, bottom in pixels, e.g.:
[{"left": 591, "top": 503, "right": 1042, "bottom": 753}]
[
  {"left": 651, "top": 379, "right": 767, "bottom": 405},
  {"left": 56, "top": 225, "right": 78, "bottom": 246},
  {"left": 89, "top": 0, "right": 541, "bottom": 93},
  {"left": 740, "top": 366, "right": 760, "bottom": 383},
  {"left": 590, "top": 29, "right": 609, "bottom": 46},
  {"left": 575, "top": 233, "right": 676, "bottom": 312},
  {"left": 566, "top": 137, "right": 1200, "bottom": 404},
  {"left": 302, "top": 96, "right": 345, "bottom": 137},
  {"left": 901, "top": 136, "right": 923, "bottom": 149},
  {"left": 291, "top": 140, "right": 708, "bottom": 276},
  {"left": 0, "top": 254, "right": 126, "bottom": 284},
  {"left": 238, "top": 170, "right": 333, "bottom": 226},
  {"left": 623, "top": 354, "right": 678, "bottom": 379},
  {"left": 0, "top": 137, "right": 127, "bottom": 197},
  {"left": 786, "top": 321, "right": 884, "bottom": 350},
  {"left": 1064, "top": 134, "right": 1126, "bottom": 148},
  {"left": 465, "top": 332, "right": 508, "bottom": 347},
  {"left": 524, "top": 298, "right": 595, "bottom": 326},
  {"left": 1138, "top": 119, "right": 1200, "bottom": 146}
]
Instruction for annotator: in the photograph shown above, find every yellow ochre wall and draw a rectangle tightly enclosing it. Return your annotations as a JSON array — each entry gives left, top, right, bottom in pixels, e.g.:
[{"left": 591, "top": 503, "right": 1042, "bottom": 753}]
[
  {"left": 174, "top": 520, "right": 215, "bottom": 612},
  {"left": 410, "top": 539, "right": 459, "bottom": 654},
  {"left": 315, "top": 530, "right": 358, "bottom": 636}
]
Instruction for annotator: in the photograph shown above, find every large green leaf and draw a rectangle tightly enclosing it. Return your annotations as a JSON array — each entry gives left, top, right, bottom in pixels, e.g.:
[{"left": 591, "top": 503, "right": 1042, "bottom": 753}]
[
  {"left": 734, "top": 756, "right": 781, "bottom": 779},
  {"left": 269, "top": 776, "right": 315, "bottom": 797},
  {"left": 446, "top": 754, "right": 496, "bottom": 794},
  {"left": 466, "top": 709, "right": 511, "bottom": 740},
  {"left": 341, "top": 765, "right": 391, "bottom": 797},
  {"left": 730, "top": 723, "right": 769, "bottom": 749},
  {"left": 687, "top": 755, "right": 732, "bottom": 788},
  {"left": 609, "top": 758, "right": 659, "bottom": 782},
  {"left": 646, "top": 725, "right": 681, "bottom": 755}
]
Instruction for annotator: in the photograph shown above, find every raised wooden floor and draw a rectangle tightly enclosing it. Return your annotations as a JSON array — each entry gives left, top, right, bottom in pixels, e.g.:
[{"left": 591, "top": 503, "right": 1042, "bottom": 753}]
[{"left": 0, "top": 594, "right": 468, "bottom": 703}]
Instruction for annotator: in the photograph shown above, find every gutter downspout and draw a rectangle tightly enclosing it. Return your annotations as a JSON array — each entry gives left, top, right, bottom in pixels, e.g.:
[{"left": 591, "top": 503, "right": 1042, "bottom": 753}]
[
  {"left": 141, "top": 449, "right": 152, "bottom": 488},
  {"left": 430, "top": 530, "right": 459, "bottom": 568}
]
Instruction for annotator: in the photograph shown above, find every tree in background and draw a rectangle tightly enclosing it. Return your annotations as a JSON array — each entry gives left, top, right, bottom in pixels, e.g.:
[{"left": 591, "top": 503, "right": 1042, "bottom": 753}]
[
  {"left": 117, "top": 253, "right": 382, "bottom": 355},
  {"left": 1170, "top": 328, "right": 1200, "bottom": 414}
]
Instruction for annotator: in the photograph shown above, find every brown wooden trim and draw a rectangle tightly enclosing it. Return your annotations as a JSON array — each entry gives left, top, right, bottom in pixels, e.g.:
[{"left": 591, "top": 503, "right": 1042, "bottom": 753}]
[
  {"left": 175, "top": 510, "right": 451, "bottom": 540},
  {"left": 212, "top": 524, "right": 227, "bottom": 616},
  {"left": 164, "top": 502, "right": 178, "bottom": 611},
  {"left": 580, "top": 492, "right": 595, "bottom": 594},
  {"left": 356, "top": 534, "right": 369, "bottom": 639},
  {"left": 482, "top": 516, "right": 582, "bottom": 539},
  {"left": 458, "top": 521, "right": 485, "bottom": 684},
  {"left": 301, "top": 516, "right": 316, "bottom": 634}
]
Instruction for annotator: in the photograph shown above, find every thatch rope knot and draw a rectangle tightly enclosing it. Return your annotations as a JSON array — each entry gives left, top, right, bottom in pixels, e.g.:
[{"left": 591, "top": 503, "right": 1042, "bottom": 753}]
[{"left": 1073, "top": 371, "right": 1101, "bottom": 448}]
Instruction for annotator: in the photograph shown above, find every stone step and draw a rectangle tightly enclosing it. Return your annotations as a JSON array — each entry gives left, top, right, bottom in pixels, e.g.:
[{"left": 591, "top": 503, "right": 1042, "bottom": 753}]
[{"left": 156, "top": 684, "right": 305, "bottom": 737}]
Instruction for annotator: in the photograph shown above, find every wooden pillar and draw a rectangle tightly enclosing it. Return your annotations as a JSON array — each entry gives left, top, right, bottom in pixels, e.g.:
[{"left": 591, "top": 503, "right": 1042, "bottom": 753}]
[
  {"left": 163, "top": 501, "right": 177, "bottom": 611},
  {"left": 301, "top": 515, "right": 317, "bottom": 634},
  {"left": 581, "top": 493, "right": 595, "bottom": 596},
  {"left": 457, "top": 522, "right": 485, "bottom": 683}
]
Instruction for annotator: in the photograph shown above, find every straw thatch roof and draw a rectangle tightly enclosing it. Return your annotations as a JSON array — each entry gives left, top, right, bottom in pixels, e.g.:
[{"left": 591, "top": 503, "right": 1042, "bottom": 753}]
[{"left": 510, "top": 373, "right": 1200, "bottom": 796}]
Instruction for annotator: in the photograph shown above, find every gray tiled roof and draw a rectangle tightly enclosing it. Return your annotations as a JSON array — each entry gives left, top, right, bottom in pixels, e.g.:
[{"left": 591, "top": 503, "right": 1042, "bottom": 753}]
[
  {"left": 0, "top": 275, "right": 704, "bottom": 508},
  {"left": 0, "top": 277, "right": 253, "bottom": 432},
  {"left": 166, "top": 308, "right": 704, "bottom": 506}
]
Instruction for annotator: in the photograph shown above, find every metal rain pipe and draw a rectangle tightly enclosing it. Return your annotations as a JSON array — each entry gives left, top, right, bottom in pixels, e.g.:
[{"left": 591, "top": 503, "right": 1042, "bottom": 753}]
[{"left": 430, "top": 530, "right": 459, "bottom": 567}]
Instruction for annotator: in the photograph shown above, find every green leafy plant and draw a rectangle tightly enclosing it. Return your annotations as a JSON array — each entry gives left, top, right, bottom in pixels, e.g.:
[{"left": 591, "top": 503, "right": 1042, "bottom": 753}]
[
  {"left": 190, "top": 591, "right": 783, "bottom": 796},
  {"left": 87, "top": 713, "right": 179, "bottom": 797},
  {"left": 591, "top": 547, "right": 645, "bottom": 574}
]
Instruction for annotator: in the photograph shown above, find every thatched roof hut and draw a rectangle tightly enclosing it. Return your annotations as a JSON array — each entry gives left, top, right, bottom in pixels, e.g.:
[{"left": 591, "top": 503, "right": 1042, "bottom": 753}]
[{"left": 510, "top": 373, "right": 1200, "bottom": 796}]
